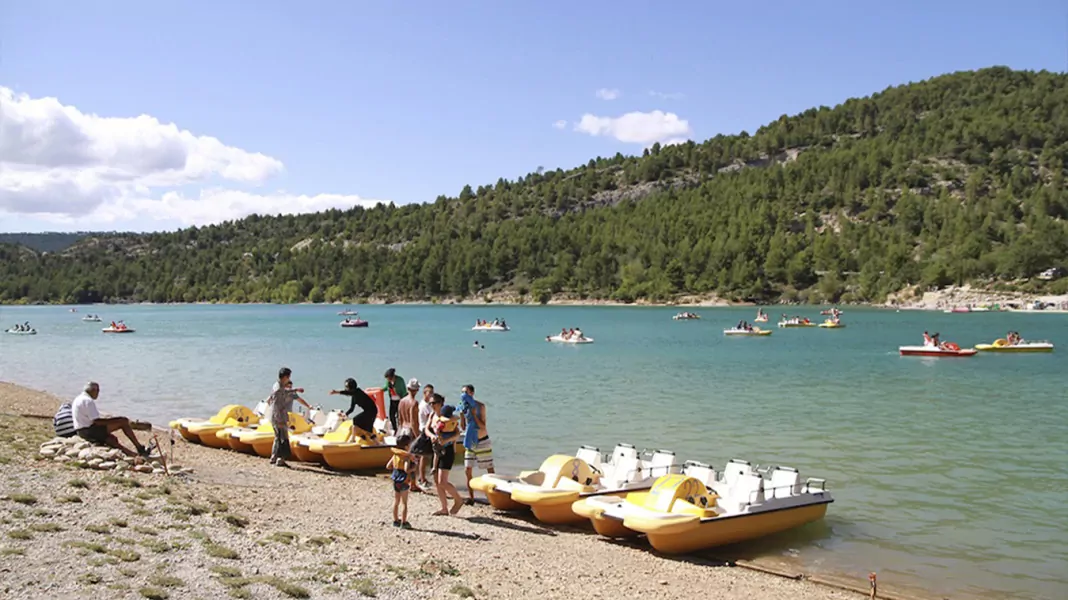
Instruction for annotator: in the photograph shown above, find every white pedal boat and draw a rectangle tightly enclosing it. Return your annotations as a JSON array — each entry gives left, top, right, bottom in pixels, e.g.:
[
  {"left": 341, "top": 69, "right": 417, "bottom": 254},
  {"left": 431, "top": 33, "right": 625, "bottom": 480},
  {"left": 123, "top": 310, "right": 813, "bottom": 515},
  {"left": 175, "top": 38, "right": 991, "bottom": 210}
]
[
  {"left": 572, "top": 459, "right": 833, "bottom": 552},
  {"left": 723, "top": 328, "right": 772, "bottom": 336},
  {"left": 547, "top": 334, "right": 594, "bottom": 344},
  {"left": 472, "top": 324, "right": 510, "bottom": 332},
  {"left": 5, "top": 328, "right": 37, "bottom": 335},
  {"left": 469, "top": 444, "right": 678, "bottom": 524}
]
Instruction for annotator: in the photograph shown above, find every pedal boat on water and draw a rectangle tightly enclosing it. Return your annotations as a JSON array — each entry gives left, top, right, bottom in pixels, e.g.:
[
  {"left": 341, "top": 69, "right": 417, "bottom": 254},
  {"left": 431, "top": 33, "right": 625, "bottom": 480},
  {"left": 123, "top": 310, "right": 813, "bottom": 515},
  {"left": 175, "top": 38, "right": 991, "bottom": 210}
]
[
  {"left": 572, "top": 459, "right": 832, "bottom": 553},
  {"left": 898, "top": 343, "right": 977, "bottom": 357},
  {"left": 974, "top": 338, "right": 1054, "bottom": 353}
]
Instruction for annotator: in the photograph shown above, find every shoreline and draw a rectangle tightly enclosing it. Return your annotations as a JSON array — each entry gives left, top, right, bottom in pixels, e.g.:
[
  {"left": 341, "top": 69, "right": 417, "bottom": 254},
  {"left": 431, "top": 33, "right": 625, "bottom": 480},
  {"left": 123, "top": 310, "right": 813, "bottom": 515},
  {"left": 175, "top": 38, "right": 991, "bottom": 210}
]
[
  {"left": 3, "top": 284, "right": 1066, "bottom": 312},
  {"left": 0, "top": 381, "right": 944, "bottom": 600}
]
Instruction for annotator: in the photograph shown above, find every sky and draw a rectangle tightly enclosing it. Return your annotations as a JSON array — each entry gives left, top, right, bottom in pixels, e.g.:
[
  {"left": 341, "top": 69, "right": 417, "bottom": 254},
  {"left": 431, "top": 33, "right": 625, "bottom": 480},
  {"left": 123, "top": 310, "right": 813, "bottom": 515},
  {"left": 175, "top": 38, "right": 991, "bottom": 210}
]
[{"left": 1, "top": 1, "right": 1065, "bottom": 233}]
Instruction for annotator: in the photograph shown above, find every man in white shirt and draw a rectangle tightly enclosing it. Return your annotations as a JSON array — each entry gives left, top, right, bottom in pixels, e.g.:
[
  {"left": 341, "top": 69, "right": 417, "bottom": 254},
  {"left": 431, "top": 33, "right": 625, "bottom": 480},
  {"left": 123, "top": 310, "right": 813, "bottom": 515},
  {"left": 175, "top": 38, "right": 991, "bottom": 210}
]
[{"left": 72, "top": 382, "right": 148, "bottom": 458}]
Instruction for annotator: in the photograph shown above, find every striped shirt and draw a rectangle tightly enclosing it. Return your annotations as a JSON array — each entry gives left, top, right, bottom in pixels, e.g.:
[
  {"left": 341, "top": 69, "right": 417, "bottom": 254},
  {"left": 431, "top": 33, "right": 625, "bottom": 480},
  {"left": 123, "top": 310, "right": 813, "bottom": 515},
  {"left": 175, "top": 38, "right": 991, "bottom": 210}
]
[{"left": 53, "top": 403, "right": 76, "bottom": 437}]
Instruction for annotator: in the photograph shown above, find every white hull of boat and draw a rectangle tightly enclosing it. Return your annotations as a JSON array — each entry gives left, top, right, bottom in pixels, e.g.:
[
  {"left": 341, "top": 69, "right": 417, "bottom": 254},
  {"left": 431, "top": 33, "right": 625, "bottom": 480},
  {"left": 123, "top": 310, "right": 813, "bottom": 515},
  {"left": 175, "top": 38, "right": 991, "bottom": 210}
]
[
  {"left": 547, "top": 335, "right": 594, "bottom": 344},
  {"left": 472, "top": 325, "right": 509, "bottom": 332}
]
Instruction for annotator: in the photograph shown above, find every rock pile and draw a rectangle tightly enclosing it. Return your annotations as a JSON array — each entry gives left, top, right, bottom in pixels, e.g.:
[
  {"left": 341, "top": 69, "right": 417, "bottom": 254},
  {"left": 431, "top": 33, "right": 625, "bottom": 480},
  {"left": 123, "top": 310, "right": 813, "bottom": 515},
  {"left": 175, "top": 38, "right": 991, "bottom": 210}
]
[{"left": 38, "top": 436, "right": 192, "bottom": 475}]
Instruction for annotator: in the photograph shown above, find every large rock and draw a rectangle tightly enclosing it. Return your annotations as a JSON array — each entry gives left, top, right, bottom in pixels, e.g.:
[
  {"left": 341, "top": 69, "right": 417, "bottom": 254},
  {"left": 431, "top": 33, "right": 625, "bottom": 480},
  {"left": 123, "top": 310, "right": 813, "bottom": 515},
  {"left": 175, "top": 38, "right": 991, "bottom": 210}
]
[
  {"left": 133, "top": 464, "right": 153, "bottom": 473},
  {"left": 54, "top": 456, "right": 70, "bottom": 463},
  {"left": 87, "top": 458, "right": 103, "bottom": 467},
  {"left": 97, "top": 461, "right": 117, "bottom": 470},
  {"left": 39, "top": 447, "right": 58, "bottom": 457},
  {"left": 77, "top": 448, "right": 94, "bottom": 460},
  {"left": 64, "top": 448, "right": 81, "bottom": 457}
]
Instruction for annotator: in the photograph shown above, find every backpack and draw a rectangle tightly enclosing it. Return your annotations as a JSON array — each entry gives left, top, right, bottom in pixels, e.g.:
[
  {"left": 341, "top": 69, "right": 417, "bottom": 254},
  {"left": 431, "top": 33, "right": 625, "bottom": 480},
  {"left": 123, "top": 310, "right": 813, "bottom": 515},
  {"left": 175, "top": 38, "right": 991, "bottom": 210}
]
[{"left": 53, "top": 403, "right": 76, "bottom": 438}]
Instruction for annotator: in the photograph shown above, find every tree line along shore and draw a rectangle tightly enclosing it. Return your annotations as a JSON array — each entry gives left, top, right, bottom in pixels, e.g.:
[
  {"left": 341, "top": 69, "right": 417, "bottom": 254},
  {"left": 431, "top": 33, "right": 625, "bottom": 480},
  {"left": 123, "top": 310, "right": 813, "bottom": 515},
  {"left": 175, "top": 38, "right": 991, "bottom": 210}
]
[{"left": 2, "top": 67, "right": 1066, "bottom": 309}]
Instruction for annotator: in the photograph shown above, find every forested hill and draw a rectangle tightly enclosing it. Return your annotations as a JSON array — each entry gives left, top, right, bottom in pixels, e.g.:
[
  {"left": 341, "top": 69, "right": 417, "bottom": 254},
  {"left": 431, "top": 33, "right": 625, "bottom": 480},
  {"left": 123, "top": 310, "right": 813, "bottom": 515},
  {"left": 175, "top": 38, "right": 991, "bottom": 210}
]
[
  {"left": 0, "top": 233, "right": 88, "bottom": 253},
  {"left": 3, "top": 67, "right": 1068, "bottom": 305}
]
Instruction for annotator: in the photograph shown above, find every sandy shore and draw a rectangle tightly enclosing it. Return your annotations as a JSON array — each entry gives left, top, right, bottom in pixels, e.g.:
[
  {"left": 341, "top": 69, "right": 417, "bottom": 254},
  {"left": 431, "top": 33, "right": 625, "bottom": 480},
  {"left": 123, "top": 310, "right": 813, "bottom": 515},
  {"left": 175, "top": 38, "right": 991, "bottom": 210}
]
[{"left": 0, "top": 382, "right": 941, "bottom": 600}]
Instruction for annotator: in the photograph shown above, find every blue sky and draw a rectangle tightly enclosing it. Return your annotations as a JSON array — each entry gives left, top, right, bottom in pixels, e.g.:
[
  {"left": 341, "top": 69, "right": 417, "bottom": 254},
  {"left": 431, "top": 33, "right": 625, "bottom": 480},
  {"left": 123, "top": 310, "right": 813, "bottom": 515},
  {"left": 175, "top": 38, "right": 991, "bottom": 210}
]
[{"left": 1, "top": 1, "right": 1065, "bottom": 233}]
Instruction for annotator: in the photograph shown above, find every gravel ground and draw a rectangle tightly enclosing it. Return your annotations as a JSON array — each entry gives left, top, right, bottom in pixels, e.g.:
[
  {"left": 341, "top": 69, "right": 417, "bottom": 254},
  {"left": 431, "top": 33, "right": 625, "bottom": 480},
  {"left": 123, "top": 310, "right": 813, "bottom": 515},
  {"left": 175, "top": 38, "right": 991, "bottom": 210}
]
[{"left": 0, "top": 381, "right": 876, "bottom": 600}]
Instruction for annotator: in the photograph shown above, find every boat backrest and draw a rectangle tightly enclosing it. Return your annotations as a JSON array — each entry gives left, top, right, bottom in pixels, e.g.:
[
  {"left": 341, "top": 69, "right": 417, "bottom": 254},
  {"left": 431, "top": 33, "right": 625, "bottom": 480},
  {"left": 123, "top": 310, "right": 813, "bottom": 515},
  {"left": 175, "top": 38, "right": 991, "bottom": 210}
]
[
  {"left": 610, "top": 443, "right": 638, "bottom": 464},
  {"left": 575, "top": 445, "right": 601, "bottom": 467},
  {"left": 723, "top": 459, "right": 753, "bottom": 487},
  {"left": 647, "top": 449, "right": 677, "bottom": 478},
  {"left": 312, "top": 411, "right": 344, "bottom": 436},
  {"left": 728, "top": 473, "right": 765, "bottom": 510},
  {"left": 538, "top": 455, "right": 597, "bottom": 489},
  {"left": 323, "top": 421, "right": 355, "bottom": 442},
  {"left": 769, "top": 466, "right": 802, "bottom": 499},
  {"left": 682, "top": 460, "right": 718, "bottom": 487},
  {"left": 253, "top": 401, "right": 268, "bottom": 417}
]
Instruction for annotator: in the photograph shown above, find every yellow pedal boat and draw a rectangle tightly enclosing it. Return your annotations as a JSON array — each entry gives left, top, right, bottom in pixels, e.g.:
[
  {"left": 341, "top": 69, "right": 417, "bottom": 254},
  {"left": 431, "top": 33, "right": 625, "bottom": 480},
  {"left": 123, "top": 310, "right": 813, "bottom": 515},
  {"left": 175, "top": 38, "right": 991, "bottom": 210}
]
[
  {"left": 572, "top": 459, "right": 832, "bottom": 553},
  {"left": 290, "top": 416, "right": 358, "bottom": 463},
  {"left": 312, "top": 429, "right": 464, "bottom": 471},
  {"left": 223, "top": 412, "right": 317, "bottom": 458},
  {"left": 169, "top": 405, "right": 260, "bottom": 445},
  {"left": 974, "top": 338, "right": 1054, "bottom": 353},
  {"left": 469, "top": 444, "right": 679, "bottom": 524},
  {"left": 818, "top": 320, "right": 845, "bottom": 329}
]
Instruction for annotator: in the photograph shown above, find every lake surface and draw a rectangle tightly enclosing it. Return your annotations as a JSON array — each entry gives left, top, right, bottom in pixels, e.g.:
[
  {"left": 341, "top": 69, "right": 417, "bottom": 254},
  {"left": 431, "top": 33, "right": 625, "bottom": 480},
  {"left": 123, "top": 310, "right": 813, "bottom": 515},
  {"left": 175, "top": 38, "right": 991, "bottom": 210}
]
[{"left": 1, "top": 304, "right": 1065, "bottom": 599}]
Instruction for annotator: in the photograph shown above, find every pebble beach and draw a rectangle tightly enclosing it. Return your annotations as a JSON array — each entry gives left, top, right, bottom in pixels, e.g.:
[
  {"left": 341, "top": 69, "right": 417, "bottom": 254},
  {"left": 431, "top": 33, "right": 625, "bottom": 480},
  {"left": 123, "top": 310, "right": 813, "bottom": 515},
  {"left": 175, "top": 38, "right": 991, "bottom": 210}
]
[{"left": 0, "top": 381, "right": 920, "bottom": 600}]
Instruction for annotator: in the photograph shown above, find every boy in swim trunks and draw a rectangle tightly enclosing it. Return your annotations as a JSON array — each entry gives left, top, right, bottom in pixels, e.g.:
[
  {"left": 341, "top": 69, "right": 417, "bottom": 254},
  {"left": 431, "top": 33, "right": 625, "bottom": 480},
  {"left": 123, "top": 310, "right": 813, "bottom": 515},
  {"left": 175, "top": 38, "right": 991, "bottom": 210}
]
[
  {"left": 459, "top": 384, "right": 495, "bottom": 505},
  {"left": 388, "top": 433, "right": 414, "bottom": 529}
]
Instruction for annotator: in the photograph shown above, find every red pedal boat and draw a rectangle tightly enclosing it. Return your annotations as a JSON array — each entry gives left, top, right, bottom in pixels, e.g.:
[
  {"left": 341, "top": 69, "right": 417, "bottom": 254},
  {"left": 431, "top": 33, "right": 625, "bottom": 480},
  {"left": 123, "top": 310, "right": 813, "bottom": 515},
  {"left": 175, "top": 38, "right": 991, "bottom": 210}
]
[{"left": 339, "top": 319, "right": 368, "bottom": 328}]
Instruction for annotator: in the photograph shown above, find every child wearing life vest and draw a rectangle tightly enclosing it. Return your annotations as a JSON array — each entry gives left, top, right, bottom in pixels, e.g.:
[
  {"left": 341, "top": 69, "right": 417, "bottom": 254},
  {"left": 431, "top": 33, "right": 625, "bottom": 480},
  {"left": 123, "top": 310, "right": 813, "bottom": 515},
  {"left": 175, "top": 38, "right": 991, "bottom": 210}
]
[{"left": 388, "top": 433, "right": 414, "bottom": 529}]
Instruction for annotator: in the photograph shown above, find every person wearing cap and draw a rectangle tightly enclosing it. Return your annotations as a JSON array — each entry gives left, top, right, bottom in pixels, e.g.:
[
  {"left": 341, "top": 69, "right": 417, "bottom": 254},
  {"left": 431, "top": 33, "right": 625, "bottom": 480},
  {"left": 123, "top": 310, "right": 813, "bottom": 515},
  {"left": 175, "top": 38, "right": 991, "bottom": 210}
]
[
  {"left": 383, "top": 368, "right": 405, "bottom": 433},
  {"left": 396, "top": 378, "right": 421, "bottom": 439},
  {"left": 71, "top": 381, "right": 150, "bottom": 458}
]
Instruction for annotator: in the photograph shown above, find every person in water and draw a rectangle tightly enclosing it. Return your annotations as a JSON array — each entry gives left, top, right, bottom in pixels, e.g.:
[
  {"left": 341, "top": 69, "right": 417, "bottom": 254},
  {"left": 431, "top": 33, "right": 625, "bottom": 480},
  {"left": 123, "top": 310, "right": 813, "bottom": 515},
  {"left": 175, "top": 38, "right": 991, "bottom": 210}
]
[
  {"left": 383, "top": 368, "right": 405, "bottom": 434},
  {"left": 329, "top": 378, "right": 377, "bottom": 434},
  {"left": 387, "top": 433, "right": 415, "bottom": 529}
]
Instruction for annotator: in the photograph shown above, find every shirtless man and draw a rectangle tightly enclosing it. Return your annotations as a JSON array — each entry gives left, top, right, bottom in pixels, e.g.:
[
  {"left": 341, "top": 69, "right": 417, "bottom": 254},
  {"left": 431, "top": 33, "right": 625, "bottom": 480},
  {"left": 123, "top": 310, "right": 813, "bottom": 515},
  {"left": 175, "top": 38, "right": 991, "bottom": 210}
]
[{"left": 396, "top": 379, "right": 424, "bottom": 492}]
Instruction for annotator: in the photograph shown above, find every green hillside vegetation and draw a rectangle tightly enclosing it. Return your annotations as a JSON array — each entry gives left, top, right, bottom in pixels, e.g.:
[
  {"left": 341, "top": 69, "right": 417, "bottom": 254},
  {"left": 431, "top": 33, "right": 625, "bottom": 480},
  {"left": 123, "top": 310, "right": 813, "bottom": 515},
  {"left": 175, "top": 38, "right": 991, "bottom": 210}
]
[
  {"left": 0, "top": 233, "right": 88, "bottom": 253},
  {"left": 2, "top": 67, "right": 1067, "bottom": 305}
]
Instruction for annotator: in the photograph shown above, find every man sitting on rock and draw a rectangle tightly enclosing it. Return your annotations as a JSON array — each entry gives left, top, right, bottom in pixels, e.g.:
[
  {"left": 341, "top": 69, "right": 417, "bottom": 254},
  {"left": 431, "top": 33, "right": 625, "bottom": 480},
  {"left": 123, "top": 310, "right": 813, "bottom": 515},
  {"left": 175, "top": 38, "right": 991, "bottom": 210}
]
[{"left": 71, "top": 381, "right": 149, "bottom": 458}]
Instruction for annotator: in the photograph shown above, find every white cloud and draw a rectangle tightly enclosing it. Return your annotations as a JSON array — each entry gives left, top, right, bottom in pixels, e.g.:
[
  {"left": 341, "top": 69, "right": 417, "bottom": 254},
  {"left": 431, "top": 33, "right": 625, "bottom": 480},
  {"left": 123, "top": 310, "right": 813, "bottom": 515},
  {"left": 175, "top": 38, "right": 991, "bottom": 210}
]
[
  {"left": 0, "top": 86, "right": 385, "bottom": 228},
  {"left": 595, "top": 88, "right": 621, "bottom": 101},
  {"left": 649, "top": 90, "right": 685, "bottom": 100},
  {"left": 573, "top": 110, "right": 693, "bottom": 145},
  {"left": 552, "top": 119, "right": 568, "bottom": 130}
]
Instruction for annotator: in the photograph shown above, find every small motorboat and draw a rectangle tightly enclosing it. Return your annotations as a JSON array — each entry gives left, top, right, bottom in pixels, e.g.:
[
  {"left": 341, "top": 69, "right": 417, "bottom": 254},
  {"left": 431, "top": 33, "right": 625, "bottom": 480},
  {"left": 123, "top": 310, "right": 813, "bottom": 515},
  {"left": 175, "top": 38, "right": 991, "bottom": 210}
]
[
  {"left": 778, "top": 319, "right": 815, "bottom": 328},
  {"left": 818, "top": 320, "right": 845, "bottom": 329},
  {"left": 469, "top": 445, "right": 679, "bottom": 524},
  {"left": 572, "top": 459, "right": 832, "bottom": 553},
  {"left": 472, "top": 323, "right": 510, "bottom": 332},
  {"left": 898, "top": 343, "right": 977, "bottom": 357},
  {"left": 338, "top": 309, "right": 359, "bottom": 316},
  {"left": 672, "top": 312, "right": 701, "bottom": 320},
  {"left": 974, "top": 339, "right": 1054, "bottom": 353},
  {"left": 547, "top": 334, "right": 594, "bottom": 344},
  {"left": 339, "top": 319, "right": 369, "bottom": 328},
  {"left": 169, "top": 404, "right": 262, "bottom": 444},
  {"left": 82, "top": 316, "right": 102, "bottom": 322},
  {"left": 5, "top": 327, "right": 37, "bottom": 335},
  {"left": 723, "top": 328, "right": 772, "bottom": 336}
]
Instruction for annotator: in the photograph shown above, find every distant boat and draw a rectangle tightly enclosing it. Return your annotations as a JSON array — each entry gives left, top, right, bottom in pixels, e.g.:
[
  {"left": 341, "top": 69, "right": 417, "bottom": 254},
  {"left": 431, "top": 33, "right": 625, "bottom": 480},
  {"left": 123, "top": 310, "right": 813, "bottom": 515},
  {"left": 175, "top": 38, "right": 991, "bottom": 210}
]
[
  {"left": 340, "top": 319, "right": 369, "bottom": 328},
  {"left": 338, "top": 309, "right": 359, "bottom": 316}
]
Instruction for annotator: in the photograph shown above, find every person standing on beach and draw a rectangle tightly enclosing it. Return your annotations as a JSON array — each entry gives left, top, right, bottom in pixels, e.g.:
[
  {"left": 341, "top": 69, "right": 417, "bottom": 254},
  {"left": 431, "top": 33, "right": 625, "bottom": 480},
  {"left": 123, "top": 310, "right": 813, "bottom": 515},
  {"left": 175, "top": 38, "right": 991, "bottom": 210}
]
[
  {"left": 329, "top": 378, "right": 376, "bottom": 434},
  {"left": 430, "top": 400, "right": 464, "bottom": 516},
  {"left": 396, "top": 379, "right": 421, "bottom": 439},
  {"left": 268, "top": 367, "right": 310, "bottom": 468},
  {"left": 459, "top": 384, "right": 494, "bottom": 505},
  {"left": 410, "top": 383, "right": 437, "bottom": 489},
  {"left": 384, "top": 368, "right": 405, "bottom": 433},
  {"left": 387, "top": 433, "right": 415, "bottom": 529}
]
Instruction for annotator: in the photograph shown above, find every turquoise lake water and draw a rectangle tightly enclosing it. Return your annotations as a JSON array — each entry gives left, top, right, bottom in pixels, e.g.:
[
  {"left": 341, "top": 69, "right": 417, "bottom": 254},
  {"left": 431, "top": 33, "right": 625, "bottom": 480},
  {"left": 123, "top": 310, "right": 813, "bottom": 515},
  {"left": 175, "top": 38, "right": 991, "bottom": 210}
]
[{"left": 1, "top": 304, "right": 1066, "bottom": 599}]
